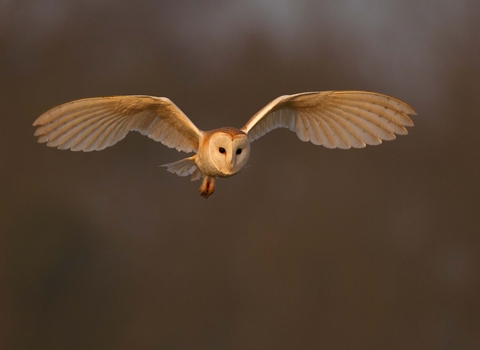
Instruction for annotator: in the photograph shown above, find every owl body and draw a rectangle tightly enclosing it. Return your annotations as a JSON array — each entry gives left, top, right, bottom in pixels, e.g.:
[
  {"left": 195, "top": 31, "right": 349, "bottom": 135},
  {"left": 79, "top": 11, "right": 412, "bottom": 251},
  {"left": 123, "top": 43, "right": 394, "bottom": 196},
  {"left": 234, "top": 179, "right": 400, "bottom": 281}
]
[{"left": 33, "top": 91, "right": 416, "bottom": 198}]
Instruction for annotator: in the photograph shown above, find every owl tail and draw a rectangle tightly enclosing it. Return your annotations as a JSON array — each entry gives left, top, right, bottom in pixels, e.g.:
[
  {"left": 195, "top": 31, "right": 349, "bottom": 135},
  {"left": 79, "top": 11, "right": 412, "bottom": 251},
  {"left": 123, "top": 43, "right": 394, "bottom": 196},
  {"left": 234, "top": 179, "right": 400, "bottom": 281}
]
[{"left": 161, "top": 156, "right": 203, "bottom": 181}]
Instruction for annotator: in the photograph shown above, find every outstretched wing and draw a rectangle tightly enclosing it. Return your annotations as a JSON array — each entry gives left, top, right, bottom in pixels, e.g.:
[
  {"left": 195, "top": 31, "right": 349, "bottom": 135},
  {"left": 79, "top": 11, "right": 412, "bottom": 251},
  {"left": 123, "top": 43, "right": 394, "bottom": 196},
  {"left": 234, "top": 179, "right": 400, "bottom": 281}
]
[
  {"left": 240, "top": 91, "right": 416, "bottom": 149},
  {"left": 33, "top": 95, "right": 202, "bottom": 153}
]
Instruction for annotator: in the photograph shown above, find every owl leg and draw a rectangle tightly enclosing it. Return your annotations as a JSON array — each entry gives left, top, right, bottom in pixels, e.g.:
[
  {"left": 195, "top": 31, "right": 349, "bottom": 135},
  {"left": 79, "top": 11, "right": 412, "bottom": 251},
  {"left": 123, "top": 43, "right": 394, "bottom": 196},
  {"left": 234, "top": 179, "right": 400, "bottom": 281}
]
[{"left": 199, "top": 176, "right": 215, "bottom": 198}]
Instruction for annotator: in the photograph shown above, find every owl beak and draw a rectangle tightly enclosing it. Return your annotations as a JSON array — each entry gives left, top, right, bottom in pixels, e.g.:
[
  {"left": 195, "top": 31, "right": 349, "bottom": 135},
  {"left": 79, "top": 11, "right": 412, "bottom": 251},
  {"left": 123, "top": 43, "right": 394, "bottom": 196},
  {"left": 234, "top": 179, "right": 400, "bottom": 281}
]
[{"left": 227, "top": 155, "right": 235, "bottom": 173}]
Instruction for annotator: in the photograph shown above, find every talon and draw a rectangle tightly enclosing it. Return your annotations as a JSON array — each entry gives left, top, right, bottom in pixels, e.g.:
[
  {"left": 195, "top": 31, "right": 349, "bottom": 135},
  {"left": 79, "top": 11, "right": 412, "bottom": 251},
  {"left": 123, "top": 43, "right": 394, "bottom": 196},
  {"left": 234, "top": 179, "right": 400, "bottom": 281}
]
[{"left": 199, "top": 176, "right": 215, "bottom": 198}]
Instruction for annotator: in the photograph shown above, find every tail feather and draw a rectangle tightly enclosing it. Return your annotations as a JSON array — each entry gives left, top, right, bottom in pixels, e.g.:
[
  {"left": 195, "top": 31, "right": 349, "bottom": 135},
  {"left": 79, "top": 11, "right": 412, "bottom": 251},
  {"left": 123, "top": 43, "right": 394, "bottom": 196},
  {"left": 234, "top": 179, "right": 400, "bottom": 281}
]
[{"left": 161, "top": 156, "right": 202, "bottom": 181}]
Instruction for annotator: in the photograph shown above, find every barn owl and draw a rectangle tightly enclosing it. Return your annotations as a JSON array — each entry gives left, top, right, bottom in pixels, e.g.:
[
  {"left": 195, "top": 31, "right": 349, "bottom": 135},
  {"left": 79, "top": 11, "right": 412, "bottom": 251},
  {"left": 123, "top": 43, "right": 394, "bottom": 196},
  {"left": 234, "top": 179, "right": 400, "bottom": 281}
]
[{"left": 33, "top": 91, "right": 416, "bottom": 198}]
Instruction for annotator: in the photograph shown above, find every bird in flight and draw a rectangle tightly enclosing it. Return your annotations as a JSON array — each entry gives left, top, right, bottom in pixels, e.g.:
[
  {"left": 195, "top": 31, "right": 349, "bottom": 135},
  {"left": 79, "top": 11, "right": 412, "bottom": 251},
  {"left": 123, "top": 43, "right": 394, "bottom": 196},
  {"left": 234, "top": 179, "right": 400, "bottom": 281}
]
[{"left": 33, "top": 91, "right": 416, "bottom": 198}]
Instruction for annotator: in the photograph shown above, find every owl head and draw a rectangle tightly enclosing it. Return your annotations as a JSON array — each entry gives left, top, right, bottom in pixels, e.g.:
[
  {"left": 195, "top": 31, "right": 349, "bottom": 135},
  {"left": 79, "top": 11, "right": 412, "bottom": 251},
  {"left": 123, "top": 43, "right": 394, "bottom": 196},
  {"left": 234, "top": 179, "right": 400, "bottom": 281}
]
[{"left": 206, "top": 128, "right": 250, "bottom": 176}]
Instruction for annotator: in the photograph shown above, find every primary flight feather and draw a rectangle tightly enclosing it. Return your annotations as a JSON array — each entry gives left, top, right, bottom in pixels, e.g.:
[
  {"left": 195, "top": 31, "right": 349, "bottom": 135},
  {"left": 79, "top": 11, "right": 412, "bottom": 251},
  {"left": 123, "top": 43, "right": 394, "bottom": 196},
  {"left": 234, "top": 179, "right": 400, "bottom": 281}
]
[{"left": 33, "top": 91, "right": 416, "bottom": 198}]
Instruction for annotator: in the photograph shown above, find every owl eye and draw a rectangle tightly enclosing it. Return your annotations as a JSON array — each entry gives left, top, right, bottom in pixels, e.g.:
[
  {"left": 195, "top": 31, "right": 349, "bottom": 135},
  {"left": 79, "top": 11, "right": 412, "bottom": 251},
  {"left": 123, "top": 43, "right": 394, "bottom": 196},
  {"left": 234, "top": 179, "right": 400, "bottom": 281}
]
[
  {"left": 219, "top": 147, "right": 226, "bottom": 154},
  {"left": 236, "top": 148, "right": 242, "bottom": 155}
]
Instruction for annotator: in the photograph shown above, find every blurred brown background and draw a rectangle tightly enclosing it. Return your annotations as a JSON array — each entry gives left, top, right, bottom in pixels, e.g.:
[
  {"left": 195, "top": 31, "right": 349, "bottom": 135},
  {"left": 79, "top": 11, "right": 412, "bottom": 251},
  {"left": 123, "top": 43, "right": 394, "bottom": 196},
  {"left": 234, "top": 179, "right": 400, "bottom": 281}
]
[{"left": 1, "top": 0, "right": 479, "bottom": 349}]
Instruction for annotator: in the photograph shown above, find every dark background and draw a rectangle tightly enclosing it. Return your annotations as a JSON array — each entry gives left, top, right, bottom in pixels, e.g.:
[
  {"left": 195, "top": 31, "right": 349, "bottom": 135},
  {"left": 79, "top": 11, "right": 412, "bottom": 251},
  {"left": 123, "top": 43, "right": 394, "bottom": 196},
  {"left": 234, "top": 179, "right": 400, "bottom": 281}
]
[{"left": 1, "top": 1, "right": 479, "bottom": 349}]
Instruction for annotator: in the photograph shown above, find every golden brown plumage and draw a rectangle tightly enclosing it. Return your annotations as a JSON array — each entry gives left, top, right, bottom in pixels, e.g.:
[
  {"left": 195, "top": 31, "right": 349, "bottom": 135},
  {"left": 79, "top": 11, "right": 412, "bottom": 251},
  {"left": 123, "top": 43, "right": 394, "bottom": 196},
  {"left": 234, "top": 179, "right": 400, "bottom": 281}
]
[{"left": 33, "top": 91, "right": 416, "bottom": 198}]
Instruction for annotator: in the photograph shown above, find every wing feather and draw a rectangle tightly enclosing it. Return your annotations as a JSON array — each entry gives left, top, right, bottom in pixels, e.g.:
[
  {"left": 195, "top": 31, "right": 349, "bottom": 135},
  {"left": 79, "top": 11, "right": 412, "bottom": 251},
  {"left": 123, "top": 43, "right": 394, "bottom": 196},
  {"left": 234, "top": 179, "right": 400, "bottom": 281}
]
[
  {"left": 295, "top": 112, "right": 310, "bottom": 142},
  {"left": 240, "top": 91, "right": 416, "bottom": 149},
  {"left": 313, "top": 112, "right": 338, "bottom": 148},
  {"left": 331, "top": 92, "right": 416, "bottom": 121},
  {"left": 33, "top": 96, "right": 202, "bottom": 153},
  {"left": 104, "top": 118, "right": 134, "bottom": 151},
  {"left": 317, "top": 110, "right": 366, "bottom": 148},
  {"left": 300, "top": 111, "right": 322, "bottom": 146},
  {"left": 313, "top": 111, "right": 351, "bottom": 149},
  {"left": 328, "top": 105, "right": 394, "bottom": 141},
  {"left": 305, "top": 112, "right": 323, "bottom": 146},
  {"left": 60, "top": 111, "right": 118, "bottom": 151},
  {"left": 335, "top": 100, "right": 413, "bottom": 129},
  {"left": 323, "top": 108, "right": 383, "bottom": 146},
  {"left": 81, "top": 115, "right": 124, "bottom": 152},
  {"left": 337, "top": 104, "right": 408, "bottom": 135},
  {"left": 161, "top": 156, "right": 202, "bottom": 181}
]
